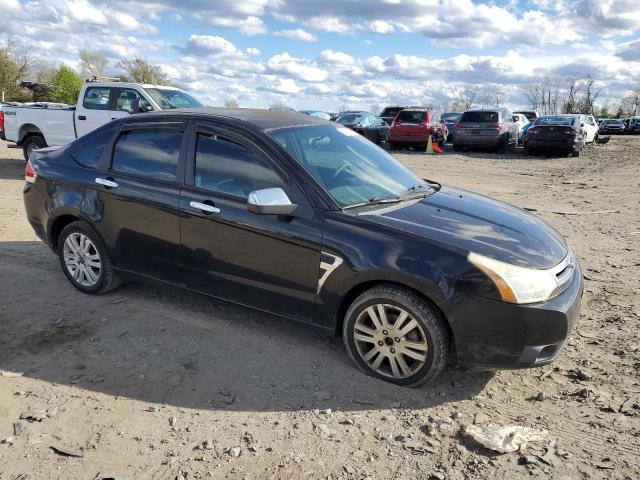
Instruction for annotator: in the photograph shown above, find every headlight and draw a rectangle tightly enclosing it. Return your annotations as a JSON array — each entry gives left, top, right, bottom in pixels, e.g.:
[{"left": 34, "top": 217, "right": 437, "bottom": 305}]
[{"left": 468, "top": 252, "right": 563, "bottom": 304}]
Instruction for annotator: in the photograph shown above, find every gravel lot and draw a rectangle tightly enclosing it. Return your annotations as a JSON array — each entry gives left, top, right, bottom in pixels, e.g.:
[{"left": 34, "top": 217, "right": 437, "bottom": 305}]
[{"left": 0, "top": 138, "right": 639, "bottom": 480}]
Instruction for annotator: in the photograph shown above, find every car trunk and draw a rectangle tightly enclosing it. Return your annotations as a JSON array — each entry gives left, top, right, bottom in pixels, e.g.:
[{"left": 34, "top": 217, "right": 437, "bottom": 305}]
[
  {"left": 391, "top": 111, "right": 431, "bottom": 140},
  {"left": 531, "top": 125, "right": 575, "bottom": 140},
  {"left": 455, "top": 111, "right": 502, "bottom": 136}
]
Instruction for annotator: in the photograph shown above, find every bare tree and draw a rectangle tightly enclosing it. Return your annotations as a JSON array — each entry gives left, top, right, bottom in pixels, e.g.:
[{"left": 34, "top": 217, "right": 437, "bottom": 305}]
[
  {"left": 458, "top": 86, "right": 479, "bottom": 110},
  {"left": 224, "top": 97, "right": 239, "bottom": 108},
  {"left": 522, "top": 76, "right": 561, "bottom": 115},
  {"left": 0, "top": 39, "right": 35, "bottom": 100},
  {"left": 622, "top": 86, "right": 640, "bottom": 116},
  {"left": 117, "top": 57, "right": 168, "bottom": 84},
  {"left": 79, "top": 50, "right": 108, "bottom": 79}
]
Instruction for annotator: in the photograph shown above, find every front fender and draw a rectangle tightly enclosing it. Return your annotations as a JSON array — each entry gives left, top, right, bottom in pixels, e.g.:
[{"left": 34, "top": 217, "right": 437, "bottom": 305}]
[{"left": 312, "top": 211, "right": 469, "bottom": 331}]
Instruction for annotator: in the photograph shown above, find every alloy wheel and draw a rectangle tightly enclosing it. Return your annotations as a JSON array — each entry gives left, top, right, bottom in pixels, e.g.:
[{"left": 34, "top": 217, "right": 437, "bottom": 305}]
[
  {"left": 353, "top": 304, "right": 428, "bottom": 379},
  {"left": 63, "top": 232, "right": 102, "bottom": 287}
]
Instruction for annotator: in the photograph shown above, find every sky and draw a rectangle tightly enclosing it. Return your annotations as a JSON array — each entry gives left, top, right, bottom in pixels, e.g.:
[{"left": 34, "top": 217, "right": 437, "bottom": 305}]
[{"left": 1, "top": 0, "right": 640, "bottom": 111}]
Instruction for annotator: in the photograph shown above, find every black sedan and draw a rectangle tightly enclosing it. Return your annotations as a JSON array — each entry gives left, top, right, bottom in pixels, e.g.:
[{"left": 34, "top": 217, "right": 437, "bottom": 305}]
[
  {"left": 23, "top": 109, "right": 582, "bottom": 386},
  {"left": 524, "top": 115, "right": 586, "bottom": 156},
  {"left": 335, "top": 112, "right": 389, "bottom": 145}
]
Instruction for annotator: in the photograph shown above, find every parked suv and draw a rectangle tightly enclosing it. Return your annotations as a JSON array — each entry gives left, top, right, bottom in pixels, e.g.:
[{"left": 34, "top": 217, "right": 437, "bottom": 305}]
[
  {"left": 453, "top": 109, "right": 518, "bottom": 152},
  {"left": 379, "top": 106, "right": 406, "bottom": 125},
  {"left": 389, "top": 108, "right": 445, "bottom": 150},
  {"left": 23, "top": 109, "right": 582, "bottom": 386}
]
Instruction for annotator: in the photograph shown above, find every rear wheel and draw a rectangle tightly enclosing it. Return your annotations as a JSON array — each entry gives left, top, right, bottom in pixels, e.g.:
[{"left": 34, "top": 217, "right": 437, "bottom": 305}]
[
  {"left": 452, "top": 143, "right": 462, "bottom": 152},
  {"left": 22, "top": 135, "right": 47, "bottom": 161},
  {"left": 343, "top": 285, "right": 449, "bottom": 386},
  {"left": 58, "top": 221, "right": 122, "bottom": 294}
]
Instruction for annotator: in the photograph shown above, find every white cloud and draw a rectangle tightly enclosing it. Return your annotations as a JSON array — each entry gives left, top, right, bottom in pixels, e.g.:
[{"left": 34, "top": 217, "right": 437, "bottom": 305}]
[
  {"left": 185, "top": 35, "right": 238, "bottom": 56},
  {"left": 266, "top": 53, "right": 328, "bottom": 82},
  {"left": 274, "top": 28, "right": 318, "bottom": 42},
  {"left": 203, "top": 15, "right": 267, "bottom": 35}
]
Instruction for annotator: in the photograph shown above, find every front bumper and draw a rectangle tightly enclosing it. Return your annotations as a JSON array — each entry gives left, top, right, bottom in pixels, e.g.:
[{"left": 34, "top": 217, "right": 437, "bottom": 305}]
[{"left": 444, "top": 260, "right": 583, "bottom": 368}]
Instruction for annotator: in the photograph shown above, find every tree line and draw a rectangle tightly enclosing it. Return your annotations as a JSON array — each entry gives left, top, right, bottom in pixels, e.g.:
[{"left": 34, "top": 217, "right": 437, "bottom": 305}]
[{"left": 1, "top": 40, "right": 171, "bottom": 104}]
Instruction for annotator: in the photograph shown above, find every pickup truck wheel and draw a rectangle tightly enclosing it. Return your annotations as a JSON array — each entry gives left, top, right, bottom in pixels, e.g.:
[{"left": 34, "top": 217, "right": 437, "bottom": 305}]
[
  {"left": 22, "top": 135, "right": 47, "bottom": 161},
  {"left": 58, "top": 221, "right": 122, "bottom": 294},
  {"left": 343, "top": 285, "right": 449, "bottom": 387}
]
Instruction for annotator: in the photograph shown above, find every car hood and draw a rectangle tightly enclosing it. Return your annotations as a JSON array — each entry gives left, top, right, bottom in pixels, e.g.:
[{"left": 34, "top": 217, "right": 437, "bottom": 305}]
[{"left": 358, "top": 185, "right": 567, "bottom": 269}]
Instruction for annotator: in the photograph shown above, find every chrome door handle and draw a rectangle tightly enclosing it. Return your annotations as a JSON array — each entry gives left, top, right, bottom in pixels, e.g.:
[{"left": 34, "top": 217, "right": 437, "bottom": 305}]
[
  {"left": 189, "top": 201, "right": 220, "bottom": 214},
  {"left": 95, "top": 177, "right": 118, "bottom": 188}
]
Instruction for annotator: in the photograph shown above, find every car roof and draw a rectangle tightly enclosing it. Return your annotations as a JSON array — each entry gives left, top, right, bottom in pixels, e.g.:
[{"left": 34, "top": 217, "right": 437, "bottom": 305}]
[{"left": 136, "top": 107, "right": 329, "bottom": 131}]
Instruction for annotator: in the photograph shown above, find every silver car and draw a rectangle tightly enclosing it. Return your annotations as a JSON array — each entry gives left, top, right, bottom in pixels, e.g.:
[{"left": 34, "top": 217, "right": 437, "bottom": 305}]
[{"left": 453, "top": 108, "right": 519, "bottom": 153}]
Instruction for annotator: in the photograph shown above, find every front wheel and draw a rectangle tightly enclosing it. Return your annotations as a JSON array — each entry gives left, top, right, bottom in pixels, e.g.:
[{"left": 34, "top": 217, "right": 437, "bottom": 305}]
[
  {"left": 58, "top": 221, "right": 122, "bottom": 294},
  {"left": 342, "top": 285, "right": 449, "bottom": 387}
]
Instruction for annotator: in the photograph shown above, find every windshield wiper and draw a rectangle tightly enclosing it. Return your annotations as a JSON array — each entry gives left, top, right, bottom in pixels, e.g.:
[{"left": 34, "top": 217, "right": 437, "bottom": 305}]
[
  {"left": 342, "top": 196, "right": 401, "bottom": 211},
  {"left": 342, "top": 180, "right": 441, "bottom": 211},
  {"left": 397, "top": 181, "right": 441, "bottom": 200}
]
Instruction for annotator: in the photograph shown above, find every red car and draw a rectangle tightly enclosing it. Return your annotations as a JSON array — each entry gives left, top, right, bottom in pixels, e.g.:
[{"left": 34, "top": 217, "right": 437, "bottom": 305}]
[{"left": 388, "top": 108, "right": 445, "bottom": 150}]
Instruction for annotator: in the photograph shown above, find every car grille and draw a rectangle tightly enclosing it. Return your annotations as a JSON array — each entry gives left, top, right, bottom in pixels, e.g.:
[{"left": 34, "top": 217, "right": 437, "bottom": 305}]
[{"left": 549, "top": 252, "right": 576, "bottom": 298}]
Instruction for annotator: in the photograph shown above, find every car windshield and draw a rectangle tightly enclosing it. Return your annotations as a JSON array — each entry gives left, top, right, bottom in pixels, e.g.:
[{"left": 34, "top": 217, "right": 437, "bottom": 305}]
[
  {"left": 336, "top": 115, "right": 360, "bottom": 125},
  {"left": 268, "top": 124, "right": 426, "bottom": 208},
  {"left": 535, "top": 116, "right": 575, "bottom": 126},
  {"left": 459, "top": 111, "right": 499, "bottom": 122},
  {"left": 441, "top": 113, "right": 461, "bottom": 121},
  {"left": 144, "top": 88, "right": 203, "bottom": 109}
]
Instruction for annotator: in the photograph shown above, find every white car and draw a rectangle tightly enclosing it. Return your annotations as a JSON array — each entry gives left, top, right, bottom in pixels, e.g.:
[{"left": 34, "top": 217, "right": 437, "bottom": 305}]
[
  {"left": 2, "top": 82, "right": 204, "bottom": 160},
  {"left": 511, "top": 113, "right": 530, "bottom": 143},
  {"left": 570, "top": 114, "right": 598, "bottom": 143}
]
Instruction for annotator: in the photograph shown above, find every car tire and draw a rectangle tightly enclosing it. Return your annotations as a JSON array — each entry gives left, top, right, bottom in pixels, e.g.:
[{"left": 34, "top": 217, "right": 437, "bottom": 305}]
[
  {"left": 388, "top": 141, "right": 397, "bottom": 150},
  {"left": 22, "top": 135, "right": 47, "bottom": 161},
  {"left": 497, "top": 136, "right": 508, "bottom": 153},
  {"left": 342, "top": 285, "right": 449, "bottom": 387},
  {"left": 57, "top": 220, "right": 122, "bottom": 295},
  {"left": 453, "top": 143, "right": 462, "bottom": 152}
]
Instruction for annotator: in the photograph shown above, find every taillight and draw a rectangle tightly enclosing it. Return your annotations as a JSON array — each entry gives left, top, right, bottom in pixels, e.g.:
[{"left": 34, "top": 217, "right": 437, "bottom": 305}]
[
  {"left": 454, "top": 123, "right": 464, "bottom": 130},
  {"left": 487, "top": 124, "right": 503, "bottom": 130},
  {"left": 0, "top": 111, "right": 4, "bottom": 131},
  {"left": 25, "top": 160, "right": 37, "bottom": 183}
]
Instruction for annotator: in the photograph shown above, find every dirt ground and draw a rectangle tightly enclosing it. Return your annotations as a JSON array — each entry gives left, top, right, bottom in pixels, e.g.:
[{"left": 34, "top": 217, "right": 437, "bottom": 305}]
[{"left": 0, "top": 137, "right": 639, "bottom": 480}]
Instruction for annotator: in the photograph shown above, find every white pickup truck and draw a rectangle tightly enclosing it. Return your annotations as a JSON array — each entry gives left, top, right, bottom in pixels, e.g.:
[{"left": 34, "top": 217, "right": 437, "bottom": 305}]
[{"left": 2, "top": 82, "right": 204, "bottom": 159}]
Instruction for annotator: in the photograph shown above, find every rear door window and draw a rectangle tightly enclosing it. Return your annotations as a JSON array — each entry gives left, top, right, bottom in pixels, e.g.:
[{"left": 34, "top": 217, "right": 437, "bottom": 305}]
[
  {"left": 459, "top": 111, "right": 499, "bottom": 123},
  {"left": 194, "top": 132, "right": 285, "bottom": 198},
  {"left": 83, "top": 87, "right": 111, "bottom": 110},
  {"left": 397, "top": 111, "right": 426, "bottom": 123},
  {"left": 71, "top": 127, "right": 115, "bottom": 169},
  {"left": 112, "top": 127, "right": 183, "bottom": 182}
]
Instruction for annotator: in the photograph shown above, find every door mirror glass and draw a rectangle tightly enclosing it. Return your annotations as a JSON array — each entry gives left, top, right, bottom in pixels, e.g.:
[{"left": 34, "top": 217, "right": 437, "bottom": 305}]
[{"left": 247, "top": 188, "right": 297, "bottom": 215}]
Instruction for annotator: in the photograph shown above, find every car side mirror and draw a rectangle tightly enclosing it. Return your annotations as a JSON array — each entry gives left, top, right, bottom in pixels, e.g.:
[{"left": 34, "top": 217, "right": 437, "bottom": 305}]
[
  {"left": 247, "top": 188, "right": 297, "bottom": 216},
  {"left": 138, "top": 104, "right": 153, "bottom": 113},
  {"left": 580, "top": 122, "right": 585, "bottom": 127}
]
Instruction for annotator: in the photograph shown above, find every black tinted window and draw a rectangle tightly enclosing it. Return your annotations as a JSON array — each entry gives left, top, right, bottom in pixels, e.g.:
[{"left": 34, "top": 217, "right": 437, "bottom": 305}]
[
  {"left": 83, "top": 87, "right": 110, "bottom": 110},
  {"left": 112, "top": 128, "right": 182, "bottom": 181},
  {"left": 459, "top": 111, "right": 499, "bottom": 123},
  {"left": 398, "top": 111, "right": 426, "bottom": 123},
  {"left": 71, "top": 128, "right": 114, "bottom": 169},
  {"left": 195, "top": 133, "right": 285, "bottom": 198}
]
